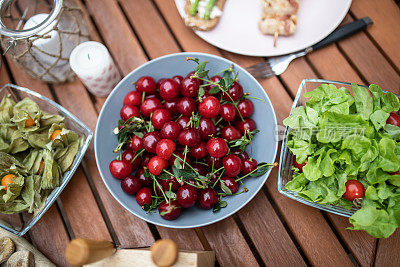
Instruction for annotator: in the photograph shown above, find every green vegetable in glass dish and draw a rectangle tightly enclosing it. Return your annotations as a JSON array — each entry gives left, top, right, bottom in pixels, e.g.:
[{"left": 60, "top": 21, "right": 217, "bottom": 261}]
[
  {"left": 283, "top": 83, "right": 400, "bottom": 238},
  {"left": 0, "top": 95, "right": 83, "bottom": 215}
]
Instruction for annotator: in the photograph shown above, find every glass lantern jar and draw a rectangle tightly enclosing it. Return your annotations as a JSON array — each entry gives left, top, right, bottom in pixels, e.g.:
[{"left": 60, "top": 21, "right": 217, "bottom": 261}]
[{"left": 0, "top": 0, "right": 90, "bottom": 83}]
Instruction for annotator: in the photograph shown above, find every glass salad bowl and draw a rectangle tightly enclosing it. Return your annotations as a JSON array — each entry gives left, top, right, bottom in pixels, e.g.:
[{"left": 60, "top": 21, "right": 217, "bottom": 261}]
[
  {"left": 0, "top": 84, "right": 92, "bottom": 236},
  {"left": 278, "top": 79, "right": 369, "bottom": 217}
]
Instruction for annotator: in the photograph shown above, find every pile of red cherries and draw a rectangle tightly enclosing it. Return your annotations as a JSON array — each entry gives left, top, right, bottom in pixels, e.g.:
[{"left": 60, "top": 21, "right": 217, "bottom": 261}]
[{"left": 109, "top": 61, "right": 268, "bottom": 220}]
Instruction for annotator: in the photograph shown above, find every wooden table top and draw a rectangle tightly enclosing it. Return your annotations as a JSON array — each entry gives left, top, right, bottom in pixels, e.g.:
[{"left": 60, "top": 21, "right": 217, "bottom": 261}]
[{"left": 1, "top": 0, "right": 400, "bottom": 266}]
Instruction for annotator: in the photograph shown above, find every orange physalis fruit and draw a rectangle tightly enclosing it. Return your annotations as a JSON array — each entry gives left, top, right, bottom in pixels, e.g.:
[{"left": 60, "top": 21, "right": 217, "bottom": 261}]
[
  {"left": 51, "top": 130, "right": 62, "bottom": 140},
  {"left": 1, "top": 174, "right": 16, "bottom": 190},
  {"left": 37, "top": 160, "right": 44, "bottom": 174},
  {"left": 25, "top": 115, "right": 35, "bottom": 127}
]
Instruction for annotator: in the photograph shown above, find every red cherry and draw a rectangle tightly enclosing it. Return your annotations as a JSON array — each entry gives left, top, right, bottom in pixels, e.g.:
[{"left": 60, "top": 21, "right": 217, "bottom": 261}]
[
  {"left": 178, "top": 128, "right": 201, "bottom": 147},
  {"left": 123, "top": 91, "right": 142, "bottom": 106},
  {"left": 164, "top": 100, "right": 180, "bottom": 116},
  {"left": 145, "top": 93, "right": 161, "bottom": 100},
  {"left": 343, "top": 180, "right": 365, "bottom": 201},
  {"left": 241, "top": 159, "right": 257, "bottom": 175},
  {"left": 141, "top": 153, "right": 152, "bottom": 168},
  {"left": 130, "top": 135, "right": 143, "bottom": 151},
  {"left": 172, "top": 75, "right": 184, "bottom": 85},
  {"left": 159, "top": 79, "right": 180, "bottom": 101},
  {"left": 199, "top": 118, "right": 216, "bottom": 140},
  {"left": 187, "top": 71, "right": 203, "bottom": 85},
  {"left": 223, "top": 155, "right": 241, "bottom": 177},
  {"left": 231, "top": 149, "right": 249, "bottom": 161},
  {"left": 161, "top": 121, "right": 181, "bottom": 140},
  {"left": 191, "top": 142, "right": 208, "bottom": 159},
  {"left": 177, "top": 185, "right": 198, "bottom": 208},
  {"left": 191, "top": 163, "right": 206, "bottom": 175},
  {"left": 220, "top": 103, "right": 237, "bottom": 122},
  {"left": 206, "top": 75, "right": 222, "bottom": 94},
  {"left": 221, "top": 125, "right": 241, "bottom": 141},
  {"left": 237, "top": 99, "right": 254, "bottom": 118},
  {"left": 158, "top": 200, "right": 182, "bottom": 220},
  {"left": 109, "top": 160, "right": 132, "bottom": 179},
  {"left": 198, "top": 188, "right": 218, "bottom": 209},
  {"left": 177, "top": 97, "right": 196, "bottom": 116},
  {"left": 136, "top": 168, "right": 152, "bottom": 187},
  {"left": 223, "top": 81, "right": 243, "bottom": 101},
  {"left": 221, "top": 176, "right": 239, "bottom": 193},
  {"left": 169, "top": 152, "right": 191, "bottom": 167},
  {"left": 387, "top": 112, "right": 400, "bottom": 127},
  {"left": 136, "top": 76, "right": 156, "bottom": 93},
  {"left": 199, "top": 96, "right": 221, "bottom": 119},
  {"left": 176, "top": 116, "right": 190, "bottom": 129},
  {"left": 159, "top": 175, "right": 180, "bottom": 191},
  {"left": 151, "top": 109, "right": 171, "bottom": 129},
  {"left": 148, "top": 156, "right": 168, "bottom": 176},
  {"left": 136, "top": 187, "right": 152, "bottom": 206},
  {"left": 142, "top": 132, "right": 162, "bottom": 153},
  {"left": 206, "top": 138, "right": 228, "bottom": 158},
  {"left": 140, "top": 98, "right": 163, "bottom": 117},
  {"left": 156, "top": 78, "right": 166, "bottom": 89},
  {"left": 236, "top": 118, "right": 257, "bottom": 134},
  {"left": 156, "top": 139, "right": 176, "bottom": 160},
  {"left": 120, "top": 105, "right": 140, "bottom": 121},
  {"left": 293, "top": 155, "right": 308, "bottom": 172},
  {"left": 181, "top": 77, "right": 200, "bottom": 97},
  {"left": 121, "top": 175, "right": 142, "bottom": 195},
  {"left": 206, "top": 155, "right": 223, "bottom": 168},
  {"left": 122, "top": 149, "right": 142, "bottom": 170}
]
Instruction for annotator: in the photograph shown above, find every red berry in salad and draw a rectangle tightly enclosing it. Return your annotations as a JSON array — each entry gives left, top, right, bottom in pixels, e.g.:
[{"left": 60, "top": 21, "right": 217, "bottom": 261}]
[
  {"left": 136, "top": 76, "right": 156, "bottom": 93},
  {"left": 136, "top": 187, "right": 152, "bottom": 206},
  {"left": 207, "top": 138, "right": 228, "bottom": 158},
  {"left": 158, "top": 200, "right": 182, "bottom": 220},
  {"left": 198, "top": 96, "right": 221, "bottom": 118},
  {"left": 156, "top": 139, "right": 176, "bottom": 160},
  {"left": 151, "top": 109, "right": 171, "bottom": 129},
  {"left": 121, "top": 175, "right": 142, "bottom": 195},
  {"left": 223, "top": 154, "right": 242, "bottom": 177},
  {"left": 120, "top": 105, "right": 139, "bottom": 121},
  {"left": 123, "top": 91, "right": 142, "bottom": 106},
  {"left": 387, "top": 112, "right": 400, "bottom": 127},
  {"left": 343, "top": 180, "right": 365, "bottom": 201},
  {"left": 177, "top": 185, "right": 197, "bottom": 208},
  {"left": 293, "top": 155, "right": 307, "bottom": 172},
  {"left": 148, "top": 156, "right": 168, "bottom": 176},
  {"left": 198, "top": 188, "right": 218, "bottom": 209},
  {"left": 109, "top": 160, "right": 132, "bottom": 179}
]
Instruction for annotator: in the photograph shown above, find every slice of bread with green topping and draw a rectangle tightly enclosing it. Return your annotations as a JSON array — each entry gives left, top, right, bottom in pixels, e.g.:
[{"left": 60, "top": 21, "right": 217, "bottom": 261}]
[{"left": 184, "top": 0, "right": 226, "bottom": 31}]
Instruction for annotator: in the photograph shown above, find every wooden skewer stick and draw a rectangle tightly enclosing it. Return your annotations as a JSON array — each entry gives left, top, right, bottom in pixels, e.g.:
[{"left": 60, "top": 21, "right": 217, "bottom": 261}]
[{"left": 274, "top": 31, "right": 279, "bottom": 47}]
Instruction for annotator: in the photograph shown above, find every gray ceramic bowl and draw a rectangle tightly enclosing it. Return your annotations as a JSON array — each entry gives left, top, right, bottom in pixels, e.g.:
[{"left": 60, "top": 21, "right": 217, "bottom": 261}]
[{"left": 95, "top": 52, "right": 278, "bottom": 228}]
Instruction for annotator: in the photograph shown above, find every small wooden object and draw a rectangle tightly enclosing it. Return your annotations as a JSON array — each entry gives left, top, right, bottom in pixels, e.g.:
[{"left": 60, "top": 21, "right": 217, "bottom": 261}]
[{"left": 65, "top": 238, "right": 215, "bottom": 267}]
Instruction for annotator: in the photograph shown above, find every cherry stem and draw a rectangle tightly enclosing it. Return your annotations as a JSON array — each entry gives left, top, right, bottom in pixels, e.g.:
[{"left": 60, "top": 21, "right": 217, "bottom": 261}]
[
  {"left": 235, "top": 163, "right": 277, "bottom": 182},
  {"left": 131, "top": 148, "right": 145, "bottom": 164},
  {"left": 150, "top": 174, "right": 169, "bottom": 204}
]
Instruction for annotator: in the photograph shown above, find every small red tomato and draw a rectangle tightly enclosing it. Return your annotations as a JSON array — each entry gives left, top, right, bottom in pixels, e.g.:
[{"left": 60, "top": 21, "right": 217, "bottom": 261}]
[
  {"left": 109, "top": 160, "right": 132, "bottom": 179},
  {"left": 387, "top": 112, "right": 400, "bottom": 127},
  {"left": 156, "top": 139, "right": 176, "bottom": 160},
  {"left": 293, "top": 155, "right": 308, "bottom": 172},
  {"left": 148, "top": 156, "right": 168, "bottom": 176},
  {"left": 343, "top": 180, "right": 365, "bottom": 201}
]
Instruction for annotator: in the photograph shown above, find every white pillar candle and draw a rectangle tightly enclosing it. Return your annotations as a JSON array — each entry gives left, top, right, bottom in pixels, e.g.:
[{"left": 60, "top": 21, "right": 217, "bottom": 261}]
[
  {"left": 69, "top": 41, "right": 121, "bottom": 96},
  {"left": 23, "top": 13, "right": 67, "bottom": 67}
]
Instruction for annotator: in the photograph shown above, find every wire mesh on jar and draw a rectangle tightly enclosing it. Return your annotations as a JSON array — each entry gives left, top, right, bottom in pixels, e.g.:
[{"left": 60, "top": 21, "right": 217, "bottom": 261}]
[{"left": 0, "top": 0, "right": 90, "bottom": 83}]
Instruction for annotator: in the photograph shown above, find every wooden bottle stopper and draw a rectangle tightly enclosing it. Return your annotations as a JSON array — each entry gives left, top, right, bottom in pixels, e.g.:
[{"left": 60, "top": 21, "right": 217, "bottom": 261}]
[
  {"left": 65, "top": 239, "right": 116, "bottom": 266},
  {"left": 151, "top": 239, "right": 178, "bottom": 267}
]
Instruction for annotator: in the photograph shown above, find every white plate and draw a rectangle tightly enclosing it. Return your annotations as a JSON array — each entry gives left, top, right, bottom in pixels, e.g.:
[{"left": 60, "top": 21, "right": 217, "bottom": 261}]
[{"left": 175, "top": 0, "right": 352, "bottom": 57}]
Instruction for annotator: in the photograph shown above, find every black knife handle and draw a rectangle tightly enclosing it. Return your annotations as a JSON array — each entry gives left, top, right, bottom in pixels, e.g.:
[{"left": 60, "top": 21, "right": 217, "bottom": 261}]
[{"left": 310, "top": 17, "right": 373, "bottom": 52}]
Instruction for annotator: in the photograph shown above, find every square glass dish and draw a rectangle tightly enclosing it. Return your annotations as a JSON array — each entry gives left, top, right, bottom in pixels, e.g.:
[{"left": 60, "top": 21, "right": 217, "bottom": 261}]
[
  {"left": 0, "top": 84, "right": 92, "bottom": 236},
  {"left": 278, "top": 79, "right": 365, "bottom": 217}
]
